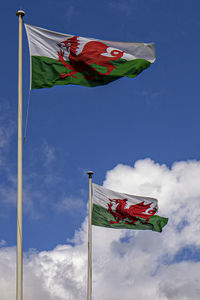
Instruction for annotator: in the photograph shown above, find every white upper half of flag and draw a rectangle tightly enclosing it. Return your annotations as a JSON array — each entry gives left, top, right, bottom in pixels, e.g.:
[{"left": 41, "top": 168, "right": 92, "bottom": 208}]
[
  {"left": 92, "top": 183, "right": 158, "bottom": 212},
  {"left": 25, "top": 24, "right": 156, "bottom": 63}
]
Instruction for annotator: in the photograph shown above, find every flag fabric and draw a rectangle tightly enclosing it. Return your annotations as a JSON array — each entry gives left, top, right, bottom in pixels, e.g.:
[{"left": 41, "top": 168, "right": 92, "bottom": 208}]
[
  {"left": 25, "top": 24, "right": 156, "bottom": 89},
  {"left": 92, "top": 183, "right": 168, "bottom": 232}
]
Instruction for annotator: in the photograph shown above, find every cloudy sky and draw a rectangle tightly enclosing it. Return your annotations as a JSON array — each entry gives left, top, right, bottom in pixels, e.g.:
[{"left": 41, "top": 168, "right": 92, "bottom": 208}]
[{"left": 1, "top": 0, "right": 200, "bottom": 299}]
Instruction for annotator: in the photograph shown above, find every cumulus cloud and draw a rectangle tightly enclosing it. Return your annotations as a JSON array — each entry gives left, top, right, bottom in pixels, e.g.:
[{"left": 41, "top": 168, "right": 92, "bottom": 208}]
[{"left": 1, "top": 158, "right": 200, "bottom": 299}]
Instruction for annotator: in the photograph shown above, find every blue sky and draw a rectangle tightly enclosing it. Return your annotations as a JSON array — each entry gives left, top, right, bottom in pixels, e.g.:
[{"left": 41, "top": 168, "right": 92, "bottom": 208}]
[{"left": 1, "top": 1, "right": 200, "bottom": 299}]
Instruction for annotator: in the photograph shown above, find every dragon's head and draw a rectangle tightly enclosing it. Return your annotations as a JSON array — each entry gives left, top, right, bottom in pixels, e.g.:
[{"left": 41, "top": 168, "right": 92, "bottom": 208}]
[
  {"left": 109, "top": 198, "right": 127, "bottom": 205},
  {"left": 57, "top": 36, "right": 80, "bottom": 54}
]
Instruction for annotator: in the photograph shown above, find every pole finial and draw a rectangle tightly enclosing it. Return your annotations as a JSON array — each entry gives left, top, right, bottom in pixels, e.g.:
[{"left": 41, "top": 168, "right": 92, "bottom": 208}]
[
  {"left": 87, "top": 171, "right": 94, "bottom": 178},
  {"left": 16, "top": 10, "right": 25, "bottom": 17}
]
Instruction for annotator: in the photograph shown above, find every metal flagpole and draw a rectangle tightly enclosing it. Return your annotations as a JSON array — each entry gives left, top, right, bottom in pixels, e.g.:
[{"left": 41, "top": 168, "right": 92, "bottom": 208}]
[
  {"left": 16, "top": 9, "right": 25, "bottom": 300},
  {"left": 87, "top": 171, "right": 94, "bottom": 300}
]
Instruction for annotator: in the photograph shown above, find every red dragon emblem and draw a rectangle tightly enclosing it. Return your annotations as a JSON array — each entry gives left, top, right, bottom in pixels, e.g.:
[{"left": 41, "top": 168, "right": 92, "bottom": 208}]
[
  {"left": 107, "top": 198, "right": 157, "bottom": 225},
  {"left": 57, "top": 36, "right": 124, "bottom": 80}
]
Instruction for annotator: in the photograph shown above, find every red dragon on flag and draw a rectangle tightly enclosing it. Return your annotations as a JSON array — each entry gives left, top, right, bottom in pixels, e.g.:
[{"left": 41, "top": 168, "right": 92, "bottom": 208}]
[
  {"left": 25, "top": 24, "right": 156, "bottom": 89},
  {"left": 107, "top": 198, "right": 157, "bottom": 225},
  {"left": 57, "top": 36, "right": 124, "bottom": 80}
]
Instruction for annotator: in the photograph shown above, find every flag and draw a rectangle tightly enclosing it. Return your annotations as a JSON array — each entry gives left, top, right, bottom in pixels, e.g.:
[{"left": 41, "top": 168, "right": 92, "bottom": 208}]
[
  {"left": 92, "top": 183, "right": 168, "bottom": 232},
  {"left": 25, "top": 24, "right": 156, "bottom": 89}
]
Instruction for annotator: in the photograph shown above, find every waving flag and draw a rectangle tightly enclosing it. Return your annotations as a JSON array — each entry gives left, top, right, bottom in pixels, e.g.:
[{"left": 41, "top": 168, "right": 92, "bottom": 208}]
[
  {"left": 25, "top": 24, "right": 156, "bottom": 89},
  {"left": 92, "top": 183, "right": 168, "bottom": 232}
]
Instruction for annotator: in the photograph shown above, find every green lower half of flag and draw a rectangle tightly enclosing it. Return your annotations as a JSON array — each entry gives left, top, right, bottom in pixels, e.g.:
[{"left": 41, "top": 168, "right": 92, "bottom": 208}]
[
  {"left": 31, "top": 56, "right": 151, "bottom": 89},
  {"left": 92, "top": 203, "right": 168, "bottom": 232}
]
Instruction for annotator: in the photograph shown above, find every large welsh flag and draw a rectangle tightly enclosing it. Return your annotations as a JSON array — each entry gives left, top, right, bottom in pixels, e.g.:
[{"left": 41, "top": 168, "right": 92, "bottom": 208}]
[
  {"left": 92, "top": 184, "right": 168, "bottom": 232},
  {"left": 25, "top": 24, "right": 156, "bottom": 89}
]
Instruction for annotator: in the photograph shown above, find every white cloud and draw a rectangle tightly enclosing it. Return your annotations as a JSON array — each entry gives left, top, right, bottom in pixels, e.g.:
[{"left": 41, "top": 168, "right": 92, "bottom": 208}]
[
  {"left": 0, "top": 247, "right": 16, "bottom": 299},
  {"left": 0, "top": 240, "right": 6, "bottom": 247},
  {"left": 0, "top": 100, "right": 15, "bottom": 167},
  {"left": 55, "top": 196, "right": 86, "bottom": 216},
  {"left": 42, "top": 140, "right": 56, "bottom": 167},
  {"left": 158, "top": 262, "right": 200, "bottom": 299},
  {"left": 1, "top": 158, "right": 200, "bottom": 299}
]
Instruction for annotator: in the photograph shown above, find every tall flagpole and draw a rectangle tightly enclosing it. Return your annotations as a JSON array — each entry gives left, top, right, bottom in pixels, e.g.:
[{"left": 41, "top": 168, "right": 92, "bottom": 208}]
[
  {"left": 87, "top": 171, "right": 94, "bottom": 300},
  {"left": 16, "top": 9, "right": 25, "bottom": 300}
]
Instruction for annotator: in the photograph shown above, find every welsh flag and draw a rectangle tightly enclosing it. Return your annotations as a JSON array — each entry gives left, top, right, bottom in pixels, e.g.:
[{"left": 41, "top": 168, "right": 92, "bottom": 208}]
[
  {"left": 92, "top": 184, "right": 168, "bottom": 232},
  {"left": 25, "top": 24, "right": 156, "bottom": 89}
]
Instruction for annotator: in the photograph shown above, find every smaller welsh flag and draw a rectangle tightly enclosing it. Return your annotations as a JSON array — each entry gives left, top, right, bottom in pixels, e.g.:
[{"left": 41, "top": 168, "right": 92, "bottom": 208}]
[
  {"left": 25, "top": 24, "right": 155, "bottom": 89},
  {"left": 92, "top": 184, "right": 168, "bottom": 232}
]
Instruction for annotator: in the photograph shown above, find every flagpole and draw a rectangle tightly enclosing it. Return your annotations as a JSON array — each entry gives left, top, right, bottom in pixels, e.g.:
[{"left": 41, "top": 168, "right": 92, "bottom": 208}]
[
  {"left": 87, "top": 171, "right": 94, "bottom": 300},
  {"left": 16, "top": 9, "right": 25, "bottom": 300}
]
